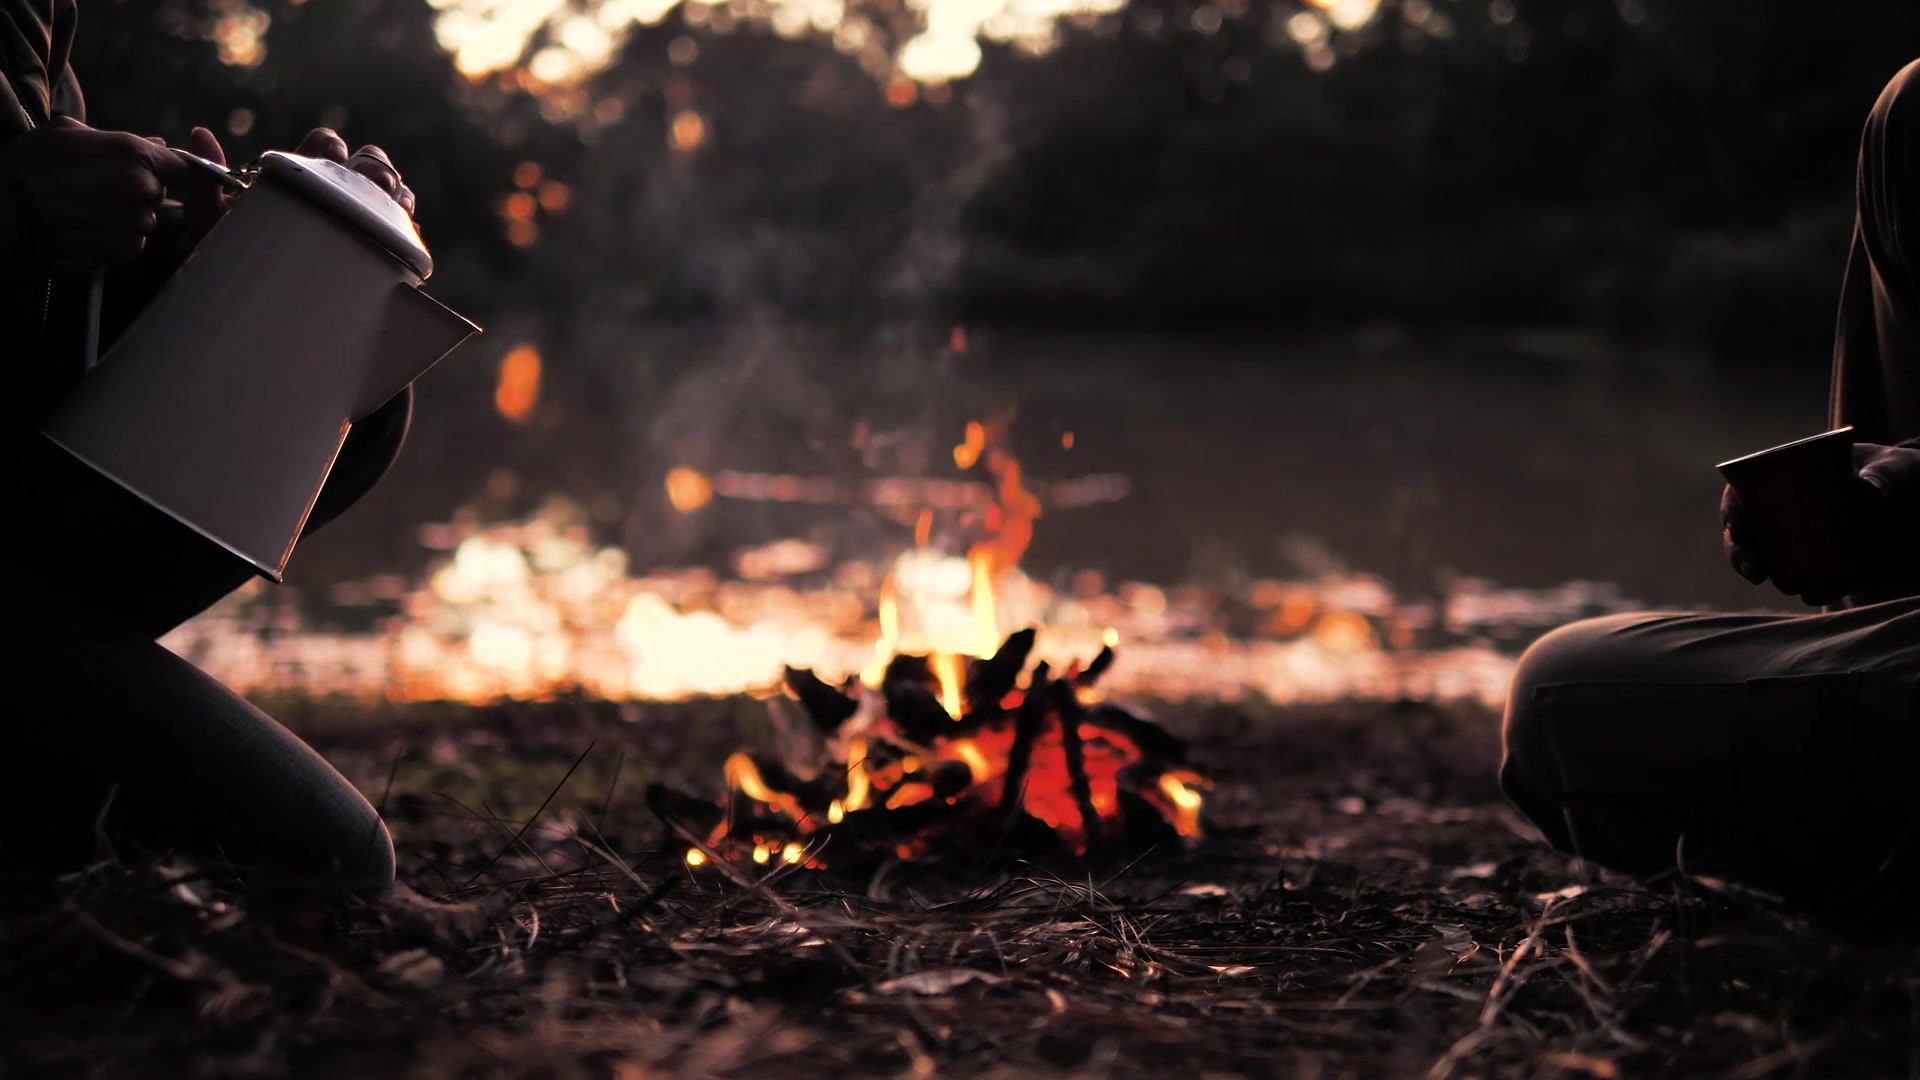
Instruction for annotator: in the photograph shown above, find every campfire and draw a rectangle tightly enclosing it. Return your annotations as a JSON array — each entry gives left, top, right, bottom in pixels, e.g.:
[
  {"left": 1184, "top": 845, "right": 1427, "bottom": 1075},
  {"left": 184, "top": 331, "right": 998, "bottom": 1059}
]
[
  {"left": 650, "top": 417, "right": 1206, "bottom": 870},
  {"left": 649, "top": 628, "right": 1208, "bottom": 871}
]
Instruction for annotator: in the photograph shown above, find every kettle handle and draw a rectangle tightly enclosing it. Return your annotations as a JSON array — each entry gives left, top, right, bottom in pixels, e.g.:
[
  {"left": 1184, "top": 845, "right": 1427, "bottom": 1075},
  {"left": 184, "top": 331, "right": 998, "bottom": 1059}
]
[{"left": 169, "top": 147, "right": 253, "bottom": 192}]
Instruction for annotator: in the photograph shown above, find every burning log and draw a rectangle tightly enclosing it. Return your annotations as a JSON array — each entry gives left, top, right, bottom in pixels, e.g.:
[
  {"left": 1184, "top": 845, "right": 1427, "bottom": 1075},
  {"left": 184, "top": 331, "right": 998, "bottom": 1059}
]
[
  {"left": 965, "top": 627, "right": 1035, "bottom": 707},
  {"left": 651, "top": 630, "right": 1210, "bottom": 873},
  {"left": 879, "top": 654, "right": 956, "bottom": 746},
  {"left": 997, "top": 665, "right": 1050, "bottom": 824},
  {"left": 1055, "top": 685, "right": 1104, "bottom": 853},
  {"left": 1073, "top": 642, "right": 1115, "bottom": 686},
  {"left": 781, "top": 666, "right": 858, "bottom": 732}
]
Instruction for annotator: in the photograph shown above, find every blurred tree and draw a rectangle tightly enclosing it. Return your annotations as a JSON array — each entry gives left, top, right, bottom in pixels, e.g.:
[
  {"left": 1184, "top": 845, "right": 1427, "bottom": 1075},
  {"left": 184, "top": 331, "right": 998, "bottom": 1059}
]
[{"left": 68, "top": 0, "right": 1920, "bottom": 357}]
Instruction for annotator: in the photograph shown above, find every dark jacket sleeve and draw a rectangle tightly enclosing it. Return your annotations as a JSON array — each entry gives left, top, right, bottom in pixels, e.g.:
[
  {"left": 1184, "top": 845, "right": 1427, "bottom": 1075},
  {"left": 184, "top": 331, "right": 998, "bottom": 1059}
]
[
  {"left": 96, "top": 202, "right": 195, "bottom": 351},
  {"left": 4, "top": 0, "right": 88, "bottom": 425}
]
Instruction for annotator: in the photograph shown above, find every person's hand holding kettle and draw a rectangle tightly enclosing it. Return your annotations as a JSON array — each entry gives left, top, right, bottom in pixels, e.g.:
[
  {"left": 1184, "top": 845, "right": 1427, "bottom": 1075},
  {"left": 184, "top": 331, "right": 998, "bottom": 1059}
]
[
  {"left": 0, "top": 117, "right": 415, "bottom": 275},
  {"left": 176, "top": 125, "right": 416, "bottom": 244}
]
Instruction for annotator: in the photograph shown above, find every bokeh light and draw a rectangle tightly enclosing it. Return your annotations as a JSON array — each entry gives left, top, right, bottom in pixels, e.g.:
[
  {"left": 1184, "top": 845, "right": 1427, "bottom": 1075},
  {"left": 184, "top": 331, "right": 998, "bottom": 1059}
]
[
  {"left": 494, "top": 344, "right": 543, "bottom": 422},
  {"left": 665, "top": 466, "right": 715, "bottom": 512},
  {"left": 210, "top": 2, "right": 271, "bottom": 68},
  {"left": 420, "top": 0, "right": 1363, "bottom": 92}
]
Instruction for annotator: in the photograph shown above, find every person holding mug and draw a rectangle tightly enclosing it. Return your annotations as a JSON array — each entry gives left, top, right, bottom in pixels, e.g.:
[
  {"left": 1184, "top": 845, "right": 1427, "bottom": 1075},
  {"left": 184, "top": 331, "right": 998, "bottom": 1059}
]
[{"left": 1499, "top": 61, "right": 1920, "bottom": 909}]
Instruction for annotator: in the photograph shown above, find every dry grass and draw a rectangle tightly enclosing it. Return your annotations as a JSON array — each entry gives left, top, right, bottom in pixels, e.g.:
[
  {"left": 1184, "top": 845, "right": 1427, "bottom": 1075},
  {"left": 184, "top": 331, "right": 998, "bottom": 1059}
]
[{"left": 3, "top": 698, "right": 1915, "bottom": 1078}]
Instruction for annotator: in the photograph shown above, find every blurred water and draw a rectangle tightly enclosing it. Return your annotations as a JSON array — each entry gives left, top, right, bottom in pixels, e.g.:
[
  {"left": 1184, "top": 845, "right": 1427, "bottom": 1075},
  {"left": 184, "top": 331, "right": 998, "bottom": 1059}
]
[{"left": 287, "top": 327, "right": 1828, "bottom": 615}]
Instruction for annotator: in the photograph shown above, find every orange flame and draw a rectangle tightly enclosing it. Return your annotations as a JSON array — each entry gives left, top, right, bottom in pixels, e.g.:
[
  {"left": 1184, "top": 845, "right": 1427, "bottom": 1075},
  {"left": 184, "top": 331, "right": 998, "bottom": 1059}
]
[
  {"left": 843, "top": 736, "right": 872, "bottom": 813},
  {"left": 931, "top": 653, "right": 964, "bottom": 718},
  {"left": 951, "top": 417, "right": 1040, "bottom": 657},
  {"left": 949, "top": 739, "right": 992, "bottom": 784},
  {"left": 953, "top": 421, "right": 985, "bottom": 470},
  {"left": 1154, "top": 769, "right": 1209, "bottom": 839},
  {"left": 862, "top": 586, "right": 899, "bottom": 687},
  {"left": 725, "top": 752, "right": 805, "bottom": 824},
  {"left": 969, "top": 550, "right": 996, "bottom": 656},
  {"left": 965, "top": 417, "right": 1041, "bottom": 580}
]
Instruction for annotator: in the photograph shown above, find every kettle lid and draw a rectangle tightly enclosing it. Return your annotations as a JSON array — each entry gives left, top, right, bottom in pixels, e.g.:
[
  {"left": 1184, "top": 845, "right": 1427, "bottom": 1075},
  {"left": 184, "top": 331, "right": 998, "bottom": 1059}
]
[{"left": 254, "top": 151, "right": 433, "bottom": 279}]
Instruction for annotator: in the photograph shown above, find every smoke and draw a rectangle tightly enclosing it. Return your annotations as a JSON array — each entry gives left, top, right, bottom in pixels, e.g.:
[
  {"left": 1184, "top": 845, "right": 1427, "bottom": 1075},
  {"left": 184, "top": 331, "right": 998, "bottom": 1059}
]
[
  {"left": 587, "top": 84, "right": 1023, "bottom": 573},
  {"left": 884, "top": 91, "right": 1013, "bottom": 302}
]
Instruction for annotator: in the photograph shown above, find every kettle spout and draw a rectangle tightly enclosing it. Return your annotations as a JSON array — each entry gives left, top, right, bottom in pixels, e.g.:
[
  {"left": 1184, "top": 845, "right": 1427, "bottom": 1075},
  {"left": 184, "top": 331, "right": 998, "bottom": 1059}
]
[{"left": 358, "top": 284, "right": 481, "bottom": 418}]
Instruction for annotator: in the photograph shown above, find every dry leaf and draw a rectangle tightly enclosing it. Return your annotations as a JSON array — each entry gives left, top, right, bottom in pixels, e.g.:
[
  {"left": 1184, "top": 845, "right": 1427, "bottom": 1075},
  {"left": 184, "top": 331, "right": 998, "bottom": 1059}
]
[
  {"left": 1537, "top": 1051, "right": 1619, "bottom": 1077},
  {"left": 197, "top": 979, "right": 267, "bottom": 1026},
  {"left": 875, "top": 968, "right": 1005, "bottom": 995},
  {"left": 374, "top": 948, "right": 445, "bottom": 990},
  {"left": 383, "top": 882, "right": 494, "bottom": 943},
  {"left": 1446, "top": 861, "right": 1501, "bottom": 881},
  {"left": 1409, "top": 924, "right": 1479, "bottom": 975}
]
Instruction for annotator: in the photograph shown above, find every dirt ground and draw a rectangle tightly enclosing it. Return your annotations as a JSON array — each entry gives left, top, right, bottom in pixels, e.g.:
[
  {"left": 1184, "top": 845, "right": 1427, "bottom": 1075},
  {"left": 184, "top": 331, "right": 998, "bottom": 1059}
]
[{"left": 3, "top": 697, "right": 1915, "bottom": 1078}]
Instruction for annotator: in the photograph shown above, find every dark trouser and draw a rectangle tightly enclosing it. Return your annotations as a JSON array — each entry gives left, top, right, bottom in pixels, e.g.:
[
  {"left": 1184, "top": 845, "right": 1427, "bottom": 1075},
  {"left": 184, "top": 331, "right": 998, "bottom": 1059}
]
[
  {"left": 1500, "top": 601, "right": 1919, "bottom": 902},
  {"left": 0, "top": 390, "right": 413, "bottom": 891},
  {"left": 1501, "top": 63, "right": 1920, "bottom": 904}
]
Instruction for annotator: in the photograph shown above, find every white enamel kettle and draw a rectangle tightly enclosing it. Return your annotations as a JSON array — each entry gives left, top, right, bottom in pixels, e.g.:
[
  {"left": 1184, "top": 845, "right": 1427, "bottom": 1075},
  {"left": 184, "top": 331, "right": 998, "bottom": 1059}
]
[{"left": 41, "top": 149, "right": 481, "bottom": 580}]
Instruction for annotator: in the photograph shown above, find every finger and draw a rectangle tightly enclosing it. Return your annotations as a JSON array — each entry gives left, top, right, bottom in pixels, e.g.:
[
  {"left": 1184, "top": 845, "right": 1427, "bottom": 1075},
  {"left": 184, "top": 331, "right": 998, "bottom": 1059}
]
[
  {"left": 1725, "top": 536, "right": 1767, "bottom": 585},
  {"left": 352, "top": 143, "right": 394, "bottom": 166},
  {"left": 1769, "top": 573, "right": 1808, "bottom": 599},
  {"left": 145, "top": 136, "right": 167, "bottom": 147},
  {"left": 187, "top": 126, "right": 227, "bottom": 167},
  {"left": 395, "top": 183, "right": 416, "bottom": 215},
  {"left": 135, "top": 137, "right": 196, "bottom": 189},
  {"left": 297, "top": 127, "right": 351, "bottom": 162},
  {"left": 181, "top": 126, "right": 233, "bottom": 239},
  {"left": 99, "top": 165, "right": 167, "bottom": 206},
  {"left": 62, "top": 172, "right": 162, "bottom": 207},
  {"left": 349, "top": 153, "right": 401, "bottom": 196}
]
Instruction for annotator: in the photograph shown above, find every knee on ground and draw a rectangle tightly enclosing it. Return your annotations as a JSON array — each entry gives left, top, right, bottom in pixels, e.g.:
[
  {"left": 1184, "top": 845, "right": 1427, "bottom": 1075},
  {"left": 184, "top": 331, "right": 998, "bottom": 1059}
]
[{"left": 1499, "top": 612, "right": 1655, "bottom": 792}]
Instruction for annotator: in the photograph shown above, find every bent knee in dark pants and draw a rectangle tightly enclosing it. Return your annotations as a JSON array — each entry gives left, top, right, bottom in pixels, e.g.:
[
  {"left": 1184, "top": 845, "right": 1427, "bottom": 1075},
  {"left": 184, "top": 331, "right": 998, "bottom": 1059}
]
[
  {"left": 1, "top": 616, "right": 395, "bottom": 889},
  {"left": 1500, "top": 601, "right": 1919, "bottom": 901},
  {"left": 2, "top": 391, "right": 413, "bottom": 888}
]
